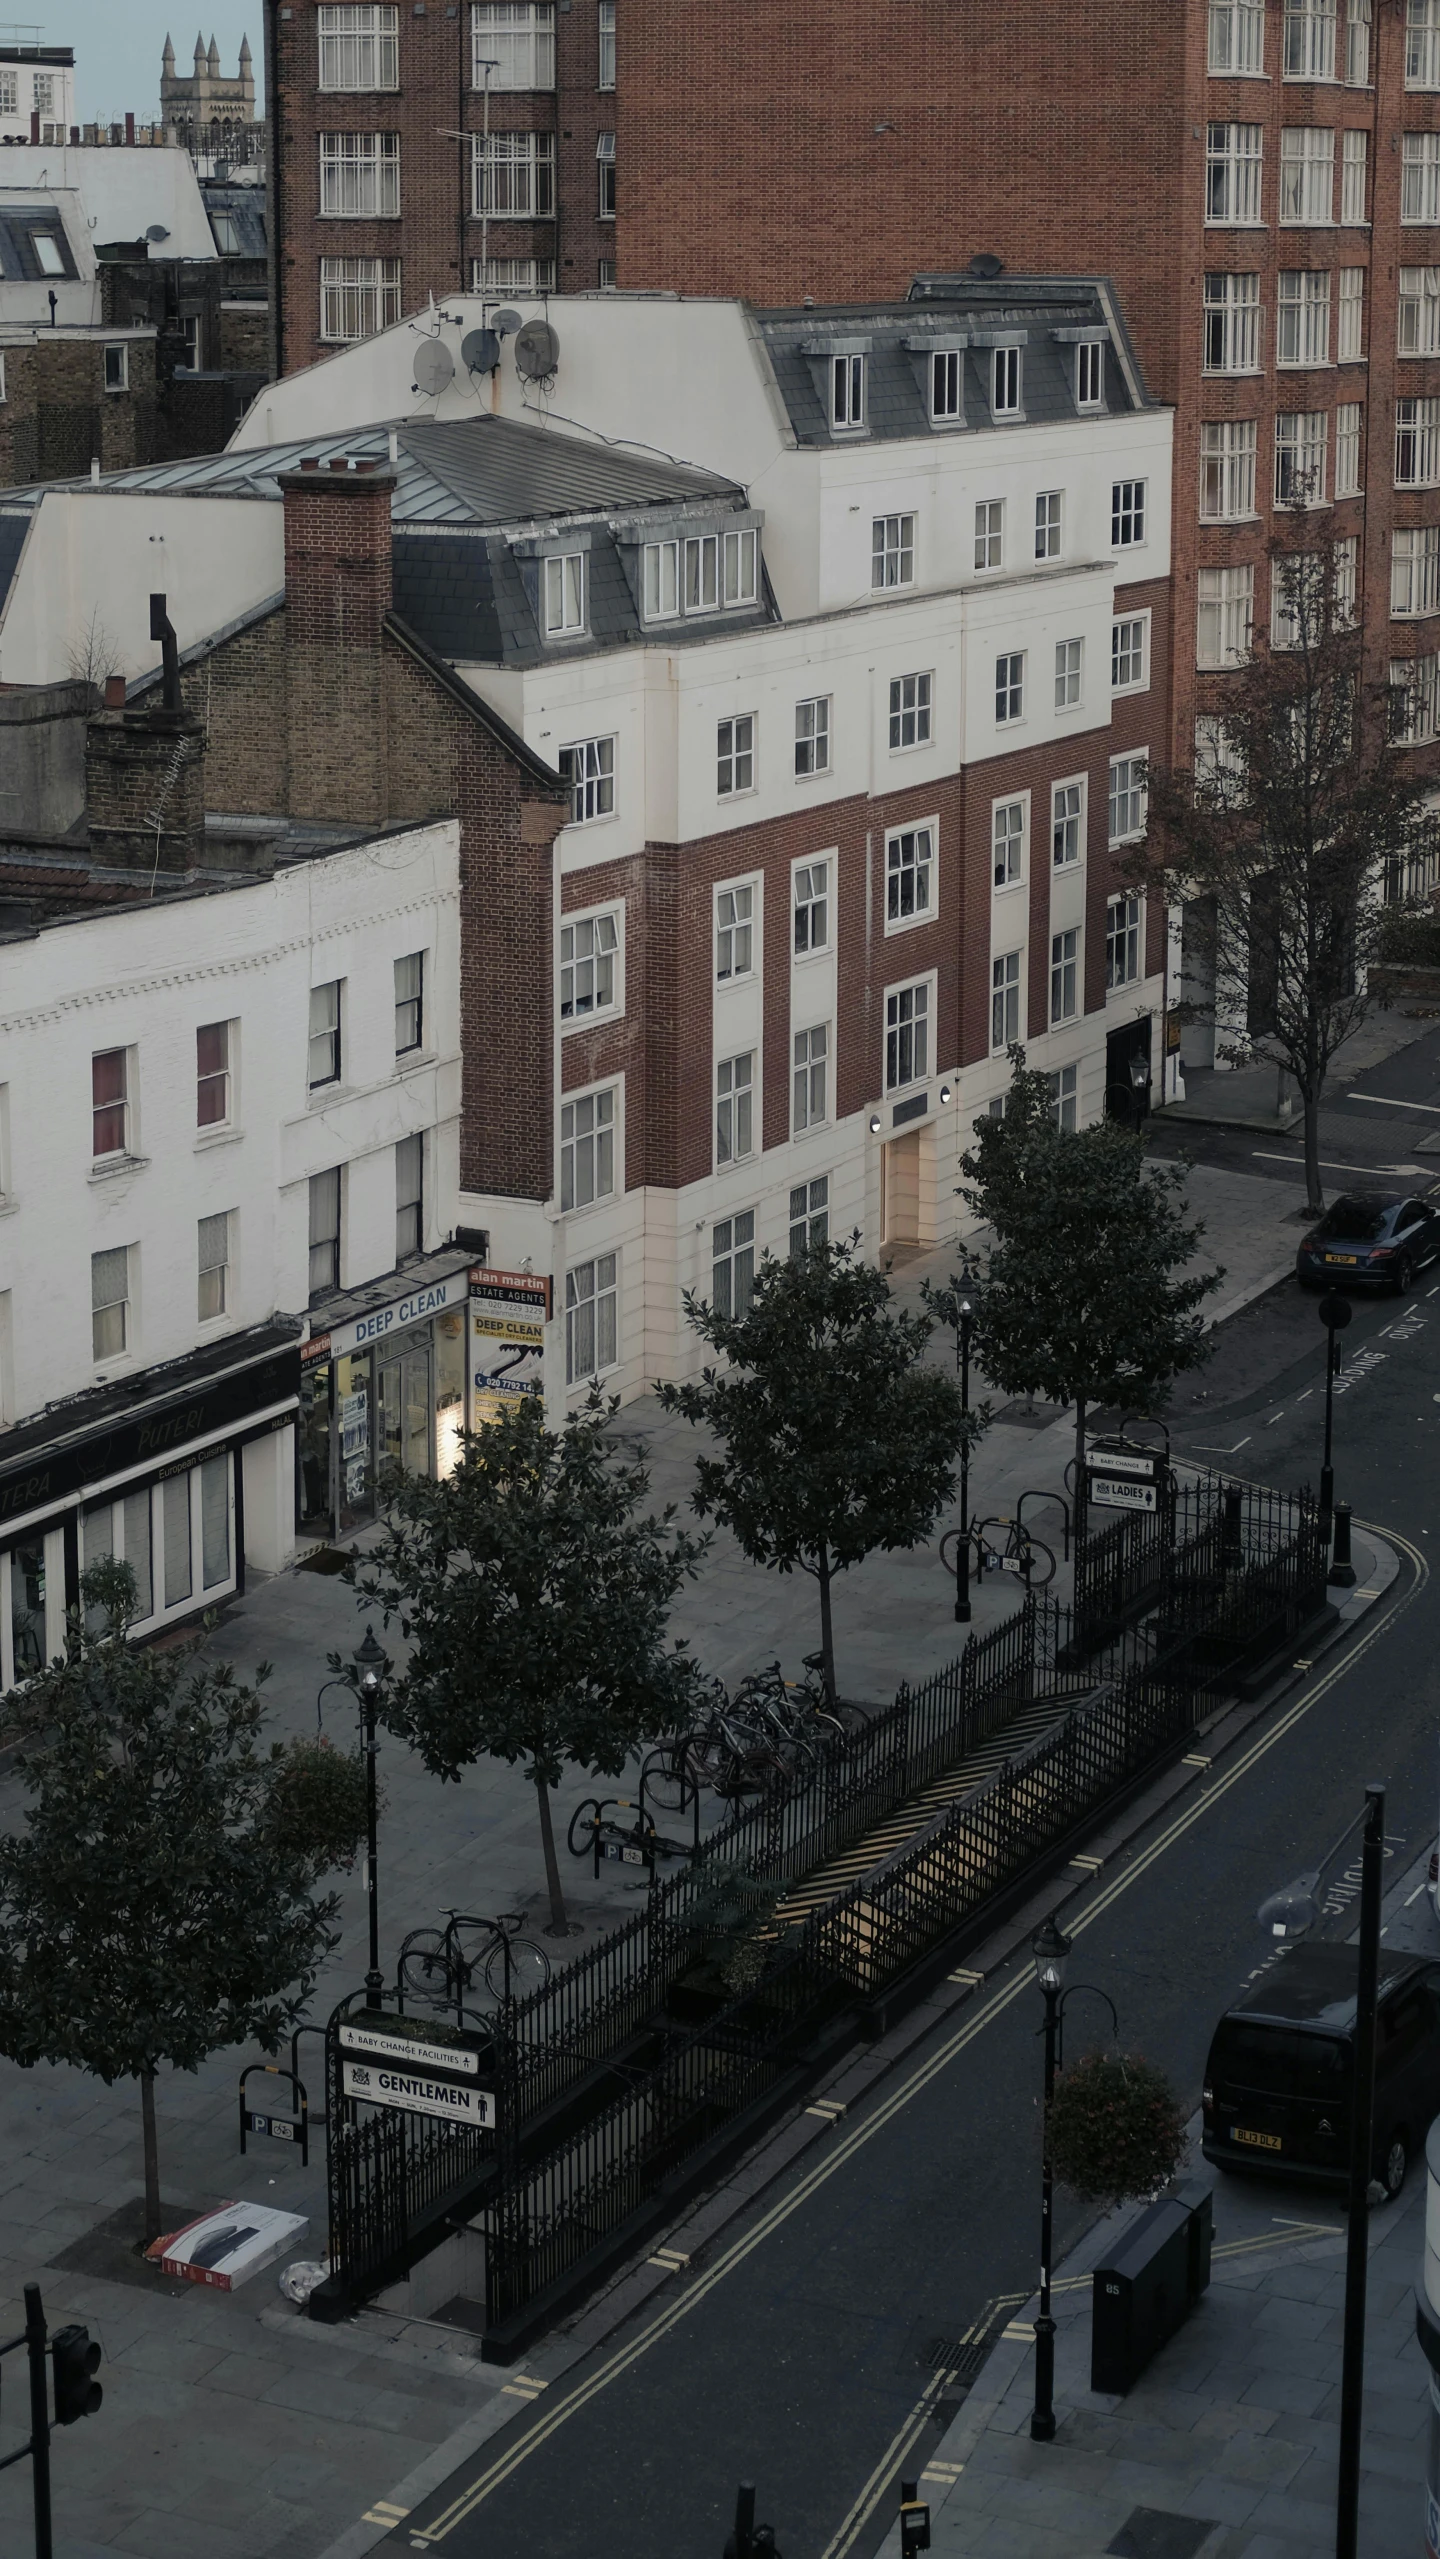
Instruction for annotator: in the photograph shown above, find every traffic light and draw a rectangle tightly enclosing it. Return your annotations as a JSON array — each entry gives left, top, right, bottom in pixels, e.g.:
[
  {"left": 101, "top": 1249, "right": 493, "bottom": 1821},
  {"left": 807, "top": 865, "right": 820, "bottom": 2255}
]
[{"left": 51, "top": 2323, "right": 102, "bottom": 2423}]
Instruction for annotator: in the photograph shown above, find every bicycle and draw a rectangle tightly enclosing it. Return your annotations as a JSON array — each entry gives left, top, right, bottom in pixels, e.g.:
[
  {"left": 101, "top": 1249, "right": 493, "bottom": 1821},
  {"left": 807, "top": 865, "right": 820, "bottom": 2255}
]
[
  {"left": 941, "top": 1515, "right": 1057, "bottom": 1589},
  {"left": 397, "top": 1909, "right": 551, "bottom": 2014}
]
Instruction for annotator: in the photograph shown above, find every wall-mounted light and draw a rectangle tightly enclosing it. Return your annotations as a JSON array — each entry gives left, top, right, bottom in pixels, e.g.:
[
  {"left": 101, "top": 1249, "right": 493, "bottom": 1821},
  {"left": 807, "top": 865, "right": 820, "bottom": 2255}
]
[
  {"left": 940, "top": 1083, "right": 953, "bottom": 1105},
  {"left": 869, "top": 1114, "right": 882, "bottom": 1135}
]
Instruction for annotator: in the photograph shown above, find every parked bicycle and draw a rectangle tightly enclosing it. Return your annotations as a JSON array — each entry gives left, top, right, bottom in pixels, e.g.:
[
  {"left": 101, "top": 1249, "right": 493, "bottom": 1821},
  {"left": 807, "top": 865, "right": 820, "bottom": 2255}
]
[
  {"left": 646, "top": 1655, "right": 857, "bottom": 1806},
  {"left": 566, "top": 1795, "right": 697, "bottom": 1875},
  {"left": 940, "top": 1515, "right": 1057, "bottom": 1589},
  {"left": 397, "top": 1908, "right": 551, "bottom": 2015}
]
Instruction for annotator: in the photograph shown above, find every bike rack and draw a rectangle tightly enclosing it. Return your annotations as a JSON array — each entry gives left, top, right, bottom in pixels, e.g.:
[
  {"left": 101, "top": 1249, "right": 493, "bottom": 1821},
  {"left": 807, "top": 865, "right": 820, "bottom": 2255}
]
[
  {"left": 239, "top": 2062, "right": 309, "bottom": 2166},
  {"left": 290, "top": 2023, "right": 329, "bottom": 2128},
  {"left": 639, "top": 1750, "right": 703, "bottom": 1859},
  {"left": 1018, "top": 1485, "right": 1071, "bottom": 1563}
]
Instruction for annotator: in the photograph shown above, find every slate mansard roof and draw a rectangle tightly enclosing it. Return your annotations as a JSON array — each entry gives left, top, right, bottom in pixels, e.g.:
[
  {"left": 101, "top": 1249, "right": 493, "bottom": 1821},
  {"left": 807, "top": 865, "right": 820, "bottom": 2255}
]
[{"left": 754, "top": 278, "right": 1152, "bottom": 446}]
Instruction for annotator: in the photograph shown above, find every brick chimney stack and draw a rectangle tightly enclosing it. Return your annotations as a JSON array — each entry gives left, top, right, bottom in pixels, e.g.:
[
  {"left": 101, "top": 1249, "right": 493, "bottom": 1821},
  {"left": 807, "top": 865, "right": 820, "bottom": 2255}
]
[
  {"left": 277, "top": 456, "right": 396, "bottom": 824},
  {"left": 84, "top": 695, "right": 207, "bottom": 873}
]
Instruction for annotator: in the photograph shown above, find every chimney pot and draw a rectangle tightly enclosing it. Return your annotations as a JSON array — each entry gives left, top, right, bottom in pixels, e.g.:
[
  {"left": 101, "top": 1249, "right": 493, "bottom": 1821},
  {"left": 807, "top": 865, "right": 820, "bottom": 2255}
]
[
  {"left": 103, "top": 675, "right": 126, "bottom": 709},
  {"left": 327, "top": 456, "right": 351, "bottom": 471},
  {"left": 300, "top": 455, "right": 319, "bottom": 470}
]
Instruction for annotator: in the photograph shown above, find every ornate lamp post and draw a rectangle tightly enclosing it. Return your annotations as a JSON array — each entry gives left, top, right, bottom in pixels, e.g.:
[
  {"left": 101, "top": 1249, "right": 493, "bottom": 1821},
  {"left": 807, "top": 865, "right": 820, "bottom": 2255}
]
[{"left": 317, "top": 1626, "right": 391, "bottom": 2012}]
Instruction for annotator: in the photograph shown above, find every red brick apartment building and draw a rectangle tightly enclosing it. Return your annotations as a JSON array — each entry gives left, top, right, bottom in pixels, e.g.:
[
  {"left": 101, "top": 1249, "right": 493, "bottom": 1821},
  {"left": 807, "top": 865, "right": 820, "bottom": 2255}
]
[
  {"left": 614, "top": 0, "right": 1440, "bottom": 812},
  {"left": 263, "top": 0, "right": 618, "bottom": 369}
]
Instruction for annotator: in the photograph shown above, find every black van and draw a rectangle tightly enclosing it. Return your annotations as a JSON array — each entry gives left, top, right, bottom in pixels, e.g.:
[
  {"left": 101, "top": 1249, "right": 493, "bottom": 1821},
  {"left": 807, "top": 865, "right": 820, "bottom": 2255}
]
[{"left": 1201, "top": 1945, "right": 1440, "bottom": 2199}]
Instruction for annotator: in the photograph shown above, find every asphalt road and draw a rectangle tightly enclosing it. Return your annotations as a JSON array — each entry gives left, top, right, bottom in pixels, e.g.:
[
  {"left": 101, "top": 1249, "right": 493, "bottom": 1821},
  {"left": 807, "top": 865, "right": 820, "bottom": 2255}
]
[{"left": 398, "top": 1042, "right": 1440, "bottom": 2559}]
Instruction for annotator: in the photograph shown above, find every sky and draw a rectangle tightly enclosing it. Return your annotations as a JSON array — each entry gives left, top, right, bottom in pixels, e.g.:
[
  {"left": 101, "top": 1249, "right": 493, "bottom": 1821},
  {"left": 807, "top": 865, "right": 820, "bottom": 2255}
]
[{"left": 51, "top": 2, "right": 262, "bottom": 123}]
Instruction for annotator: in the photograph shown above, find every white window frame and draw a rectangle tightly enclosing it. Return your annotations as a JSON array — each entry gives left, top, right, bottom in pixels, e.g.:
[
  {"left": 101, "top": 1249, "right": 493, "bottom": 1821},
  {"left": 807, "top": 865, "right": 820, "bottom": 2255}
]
[
  {"left": 885, "top": 975, "right": 933, "bottom": 1092},
  {"left": 1409, "top": 0, "right": 1440, "bottom": 89},
  {"left": 1049, "top": 1064, "right": 1079, "bottom": 1132},
  {"left": 831, "top": 352, "right": 867, "bottom": 432},
  {"left": 995, "top": 651, "right": 1025, "bottom": 724},
  {"left": 1209, "top": 0, "right": 1265, "bottom": 71},
  {"left": 1345, "top": 0, "right": 1371, "bottom": 84},
  {"left": 717, "top": 713, "right": 756, "bottom": 798},
  {"left": 715, "top": 879, "right": 756, "bottom": 982},
  {"left": 559, "top": 734, "right": 615, "bottom": 824},
  {"left": 1108, "top": 751, "right": 1150, "bottom": 847},
  {"left": 1279, "top": 126, "right": 1335, "bottom": 226},
  {"left": 1391, "top": 655, "right": 1440, "bottom": 744},
  {"left": 472, "top": 255, "right": 557, "bottom": 292},
  {"left": 472, "top": 2, "right": 556, "bottom": 90},
  {"left": 1335, "top": 533, "right": 1358, "bottom": 623},
  {"left": 1392, "top": 525, "right": 1440, "bottom": 618},
  {"left": 1400, "top": 265, "right": 1440, "bottom": 355},
  {"left": 1283, "top": 0, "right": 1337, "bottom": 81},
  {"left": 472, "top": 128, "right": 556, "bottom": 217},
  {"left": 710, "top": 1213, "right": 756, "bottom": 1318},
  {"left": 1052, "top": 776, "right": 1085, "bottom": 870},
  {"left": 1049, "top": 927, "right": 1080, "bottom": 1027},
  {"left": 1341, "top": 128, "right": 1368, "bottom": 223},
  {"left": 308, "top": 982, "right": 342, "bottom": 1092},
  {"left": 991, "top": 345, "right": 1022, "bottom": 417},
  {"left": 1054, "top": 638, "right": 1083, "bottom": 711},
  {"left": 930, "top": 346, "right": 963, "bottom": 422},
  {"left": 888, "top": 670, "right": 933, "bottom": 751},
  {"left": 1197, "top": 563, "right": 1254, "bottom": 668},
  {"left": 1336, "top": 399, "right": 1363, "bottom": 494},
  {"left": 789, "top": 1177, "right": 830, "bottom": 1257},
  {"left": 992, "top": 795, "right": 1027, "bottom": 891},
  {"left": 560, "top": 902, "right": 622, "bottom": 1024},
  {"left": 559, "top": 1079, "right": 617, "bottom": 1213},
  {"left": 792, "top": 1024, "right": 830, "bottom": 1135},
  {"left": 320, "top": 255, "right": 402, "bottom": 341},
  {"left": 715, "top": 1050, "right": 756, "bottom": 1166},
  {"left": 1035, "top": 490, "right": 1062, "bottom": 560},
  {"left": 793, "top": 855, "right": 832, "bottom": 958},
  {"left": 974, "top": 498, "right": 1003, "bottom": 571},
  {"left": 1111, "top": 479, "right": 1147, "bottom": 546},
  {"left": 795, "top": 695, "right": 831, "bottom": 778},
  {"left": 990, "top": 952, "right": 1022, "bottom": 1054},
  {"left": 1404, "top": 131, "right": 1440, "bottom": 224},
  {"left": 319, "top": 130, "right": 401, "bottom": 217},
  {"left": 598, "top": 0, "right": 616, "bottom": 87},
  {"left": 1207, "top": 123, "right": 1265, "bottom": 225},
  {"left": 197, "top": 1209, "right": 233, "bottom": 1323},
  {"left": 565, "top": 1251, "right": 618, "bottom": 1384},
  {"left": 196, "top": 1018, "right": 234, "bottom": 1129},
  {"left": 872, "top": 512, "right": 916, "bottom": 589},
  {"left": 1111, "top": 613, "right": 1150, "bottom": 694},
  {"left": 1275, "top": 408, "right": 1329, "bottom": 504},
  {"left": 1106, "top": 894, "right": 1144, "bottom": 992},
  {"left": 543, "top": 550, "right": 586, "bottom": 637},
  {"left": 1337, "top": 265, "right": 1364, "bottom": 360},
  {"left": 1203, "top": 272, "right": 1262, "bottom": 375},
  {"left": 308, "top": 1168, "right": 342, "bottom": 1300},
  {"left": 1272, "top": 550, "right": 1319, "bottom": 649},
  {"left": 91, "top": 1244, "right": 132, "bottom": 1364},
  {"left": 318, "top": 3, "right": 400, "bottom": 90},
  {"left": 597, "top": 129, "right": 616, "bottom": 220},
  {"left": 102, "top": 343, "right": 129, "bottom": 393},
  {"left": 1276, "top": 268, "right": 1331, "bottom": 367},
  {"left": 1076, "top": 341, "right": 1104, "bottom": 408},
  {"left": 885, "top": 820, "right": 937, "bottom": 933},
  {"left": 1200, "top": 417, "right": 1259, "bottom": 522},
  {"left": 1397, "top": 397, "right": 1440, "bottom": 487}
]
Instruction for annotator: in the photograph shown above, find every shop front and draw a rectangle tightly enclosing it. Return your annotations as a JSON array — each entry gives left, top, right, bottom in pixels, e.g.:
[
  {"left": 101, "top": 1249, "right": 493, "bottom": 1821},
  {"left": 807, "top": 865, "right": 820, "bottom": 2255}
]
[
  {"left": 0, "top": 1323, "right": 301, "bottom": 1688},
  {"left": 298, "top": 1250, "right": 474, "bottom": 1545}
]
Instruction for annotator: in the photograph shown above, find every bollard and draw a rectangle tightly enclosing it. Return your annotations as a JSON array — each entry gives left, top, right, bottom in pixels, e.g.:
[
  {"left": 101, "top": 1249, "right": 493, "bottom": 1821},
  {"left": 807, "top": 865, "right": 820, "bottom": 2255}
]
[{"left": 1329, "top": 1499, "right": 1357, "bottom": 1589}]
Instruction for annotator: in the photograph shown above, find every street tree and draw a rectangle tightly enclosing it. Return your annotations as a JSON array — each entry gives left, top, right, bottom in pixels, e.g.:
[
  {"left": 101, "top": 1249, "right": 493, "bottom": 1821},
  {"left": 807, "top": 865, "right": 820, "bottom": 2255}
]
[
  {"left": 1141, "top": 527, "right": 1440, "bottom": 1214},
  {"left": 655, "top": 1238, "right": 974, "bottom": 1703},
  {"left": 350, "top": 1392, "right": 708, "bottom": 1936},
  {"left": 960, "top": 1052, "right": 1222, "bottom": 1492},
  {"left": 0, "top": 1563, "right": 364, "bottom": 2244}
]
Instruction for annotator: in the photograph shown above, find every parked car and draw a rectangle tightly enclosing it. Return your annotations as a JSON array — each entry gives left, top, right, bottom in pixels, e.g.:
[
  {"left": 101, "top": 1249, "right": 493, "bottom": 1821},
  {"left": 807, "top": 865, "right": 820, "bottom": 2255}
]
[
  {"left": 1201, "top": 1945, "right": 1440, "bottom": 2199},
  {"left": 1295, "top": 1191, "right": 1440, "bottom": 1293}
]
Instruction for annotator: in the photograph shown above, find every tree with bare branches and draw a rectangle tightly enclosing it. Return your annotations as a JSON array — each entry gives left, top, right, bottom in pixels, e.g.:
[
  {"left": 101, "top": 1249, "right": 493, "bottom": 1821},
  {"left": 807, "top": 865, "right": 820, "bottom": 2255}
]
[{"left": 1140, "top": 524, "right": 1440, "bottom": 1214}]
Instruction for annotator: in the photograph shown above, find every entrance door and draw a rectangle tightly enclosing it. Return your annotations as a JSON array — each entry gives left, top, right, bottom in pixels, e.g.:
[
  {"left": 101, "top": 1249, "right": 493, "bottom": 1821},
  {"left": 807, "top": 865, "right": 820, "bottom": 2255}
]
[
  {"left": 883, "top": 1130, "right": 922, "bottom": 1245},
  {"left": 379, "top": 1328, "right": 433, "bottom": 1482},
  {"left": 1105, "top": 1017, "right": 1153, "bottom": 1127}
]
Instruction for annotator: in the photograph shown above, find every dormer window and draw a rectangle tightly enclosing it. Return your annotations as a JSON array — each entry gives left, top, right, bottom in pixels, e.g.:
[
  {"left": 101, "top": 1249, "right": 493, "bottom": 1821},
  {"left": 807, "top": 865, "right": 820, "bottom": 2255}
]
[
  {"left": 640, "top": 524, "right": 759, "bottom": 621},
  {"left": 543, "top": 551, "right": 586, "bottom": 637},
  {"left": 30, "top": 232, "right": 65, "bottom": 277},
  {"left": 832, "top": 352, "right": 866, "bottom": 431},
  {"left": 931, "top": 348, "right": 963, "bottom": 422},
  {"left": 992, "top": 346, "right": 1021, "bottom": 416},
  {"left": 1077, "top": 342, "right": 1104, "bottom": 409}
]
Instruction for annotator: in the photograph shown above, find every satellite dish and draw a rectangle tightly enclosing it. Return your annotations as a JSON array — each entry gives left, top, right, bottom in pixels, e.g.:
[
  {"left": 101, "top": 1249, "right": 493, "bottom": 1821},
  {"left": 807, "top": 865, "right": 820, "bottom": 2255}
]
[
  {"left": 514, "top": 318, "right": 560, "bottom": 381},
  {"left": 460, "top": 327, "right": 501, "bottom": 377},
  {"left": 967, "top": 252, "right": 1005, "bottom": 279},
  {"left": 490, "top": 307, "right": 523, "bottom": 338},
  {"left": 145, "top": 223, "right": 171, "bottom": 242},
  {"left": 413, "top": 338, "right": 455, "bottom": 395}
]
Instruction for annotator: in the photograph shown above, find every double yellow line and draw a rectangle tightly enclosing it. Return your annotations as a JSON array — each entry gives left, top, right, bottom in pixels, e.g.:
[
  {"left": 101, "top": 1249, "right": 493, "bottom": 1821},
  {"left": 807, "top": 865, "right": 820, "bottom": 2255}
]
[{"left": 401, "top": 1529, "right": 1425, "bottom": 2548}]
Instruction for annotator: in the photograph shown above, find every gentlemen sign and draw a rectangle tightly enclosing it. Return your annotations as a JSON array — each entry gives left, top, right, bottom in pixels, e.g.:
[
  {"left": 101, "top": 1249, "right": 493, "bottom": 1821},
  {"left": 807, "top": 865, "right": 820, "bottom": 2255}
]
[{"left": 341, "top": 2061, "right": 495, "bottom": 2127}]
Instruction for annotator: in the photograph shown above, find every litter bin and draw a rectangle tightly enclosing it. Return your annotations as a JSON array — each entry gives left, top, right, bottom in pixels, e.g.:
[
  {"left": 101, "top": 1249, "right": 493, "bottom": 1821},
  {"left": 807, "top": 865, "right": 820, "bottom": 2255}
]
[{"left": 1091, "top": 2191, "right": 1209, "bottom": 2396}]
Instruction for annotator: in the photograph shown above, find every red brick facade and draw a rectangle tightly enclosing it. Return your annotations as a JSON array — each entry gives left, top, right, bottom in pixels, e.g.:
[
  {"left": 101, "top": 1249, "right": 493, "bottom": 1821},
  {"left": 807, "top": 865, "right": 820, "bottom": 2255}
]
[
  {"left": 267, "top": 0, "right": 617, "bottom": 377},
  {"left": 616, "top": 0, "right": 1440, "bottom": 778}
]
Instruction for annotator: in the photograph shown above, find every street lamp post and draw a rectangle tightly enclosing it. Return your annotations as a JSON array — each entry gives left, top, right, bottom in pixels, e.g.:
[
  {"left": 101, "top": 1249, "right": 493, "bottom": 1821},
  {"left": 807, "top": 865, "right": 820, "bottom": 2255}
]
[
  {"left": 353, "top": 1628, "right": 389, "bottom": 2012},
  {"left": 1030, "top": 1914, "right": 1069, "bottom": 2443},
  {"left": 1316, "top": 1289, "right": 1352, "bottom": 1562},
  {"left": 955, "top": 1295, "right": 974, "bottom": 1624},
  {"left": 1336, "top": 1784, "right": 1385, "bottom": 2559}
]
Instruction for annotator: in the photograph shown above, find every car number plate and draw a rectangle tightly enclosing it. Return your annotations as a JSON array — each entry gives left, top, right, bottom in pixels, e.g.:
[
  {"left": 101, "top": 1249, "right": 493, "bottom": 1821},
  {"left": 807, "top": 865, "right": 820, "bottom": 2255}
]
[
  {"left": 1232, "top": 2127, "right": 1283, "bottom": 2151},
  {"left": 1324, "top": 1254, "right": 1358, "bottom": 1266}
]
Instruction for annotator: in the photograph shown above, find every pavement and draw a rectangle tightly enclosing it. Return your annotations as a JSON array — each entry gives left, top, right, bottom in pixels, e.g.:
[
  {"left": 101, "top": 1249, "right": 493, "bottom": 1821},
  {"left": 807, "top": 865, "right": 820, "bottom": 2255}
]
[
  {"left": 0, "top": 1012, "right": 1436, "bottom": 2557},
  {"left": 874, "top": 1848, "right": 1440, "bottom": 2559}
]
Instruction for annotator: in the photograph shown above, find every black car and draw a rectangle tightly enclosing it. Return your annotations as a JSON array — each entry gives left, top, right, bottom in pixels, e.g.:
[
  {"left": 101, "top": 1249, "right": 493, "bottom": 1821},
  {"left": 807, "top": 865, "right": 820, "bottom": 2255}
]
[
  {"left": 1295, "top": 1190, "right": 1440, "bottom": 1293},
  {"left": 1201, "top": 1944, "right": 1440, "bottom": 2198}
]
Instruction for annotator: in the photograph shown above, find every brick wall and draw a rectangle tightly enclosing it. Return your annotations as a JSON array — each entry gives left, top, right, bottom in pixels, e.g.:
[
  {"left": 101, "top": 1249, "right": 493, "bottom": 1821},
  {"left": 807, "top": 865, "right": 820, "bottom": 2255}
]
[
  {"left": 269, "top": 0, "right": 621, "bottom": 375},
  {"left": 84, "top": 705, "right": 206, "bottom": 869},
  {"left": 0, "top": 336, "right": 157, "bottom": 487}
]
